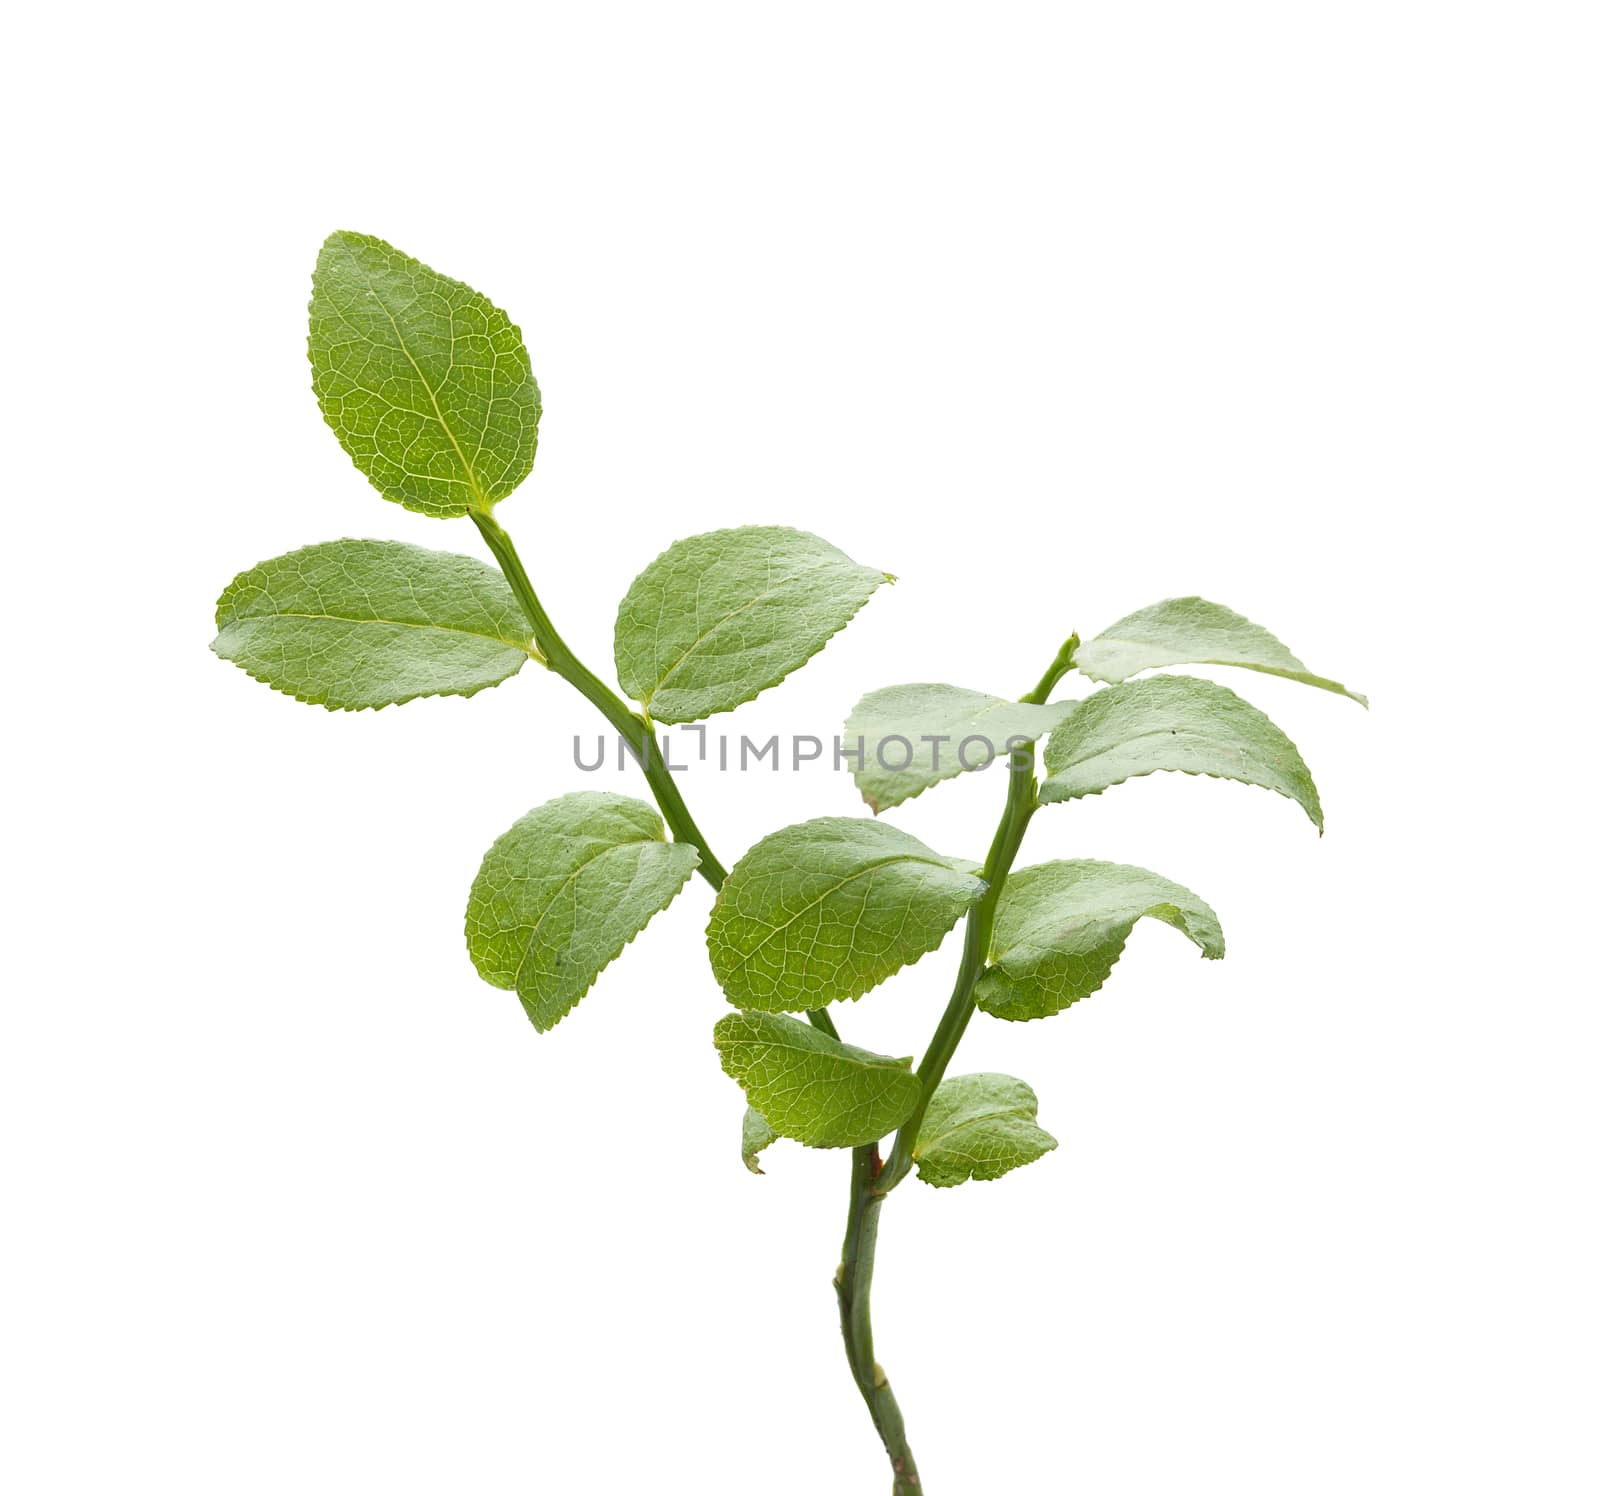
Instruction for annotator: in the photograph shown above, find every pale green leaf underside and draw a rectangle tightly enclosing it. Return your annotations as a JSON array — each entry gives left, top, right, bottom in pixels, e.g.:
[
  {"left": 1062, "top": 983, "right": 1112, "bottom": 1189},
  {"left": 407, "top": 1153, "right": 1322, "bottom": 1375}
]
[
  {"left": 466, "top": 792, "right": 699, "bottom": 1032},
  {"left": 613, "top": 527, "right": 888, "bottom": 723},
  {"left": 212, "top": 539, "right": 534, "bottom": 710},
  {"left": 707, "top": 817, "right": 986, "bottom": 1012},
  {"left": 1040, "top": 675, "right": 1324, "bottom": 830},
  {"left": 714, "top": 1011, "right": 920, "bottom": 1149},
  {"left": 976, "top": 859, "right": 1224, "bottom": 1021},
  {"left": 913, "top": 1073, "right": 1058, "bottom": 1187},
  {"left": 741, "top": 1107, "right": 779, "bottom": 1174},
  {"left": 844, "top": 684, "right": 1077, "bottom": 812},
  {"left": 309, "top": 231, "right": 541, "bottom": 518},
  {"left": 1076, "top": 596, "right": 1366, "bottom": 706}
]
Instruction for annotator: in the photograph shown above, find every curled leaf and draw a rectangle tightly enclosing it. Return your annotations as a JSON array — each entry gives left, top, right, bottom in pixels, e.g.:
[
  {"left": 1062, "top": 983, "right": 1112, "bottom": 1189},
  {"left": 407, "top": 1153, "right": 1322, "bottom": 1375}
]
[
  {"left": 976, "top": 860, "right": 1224, "bottom": 1021},
  {"left": 1040, "top": 675, "right": 1323, "bottom": 830}
]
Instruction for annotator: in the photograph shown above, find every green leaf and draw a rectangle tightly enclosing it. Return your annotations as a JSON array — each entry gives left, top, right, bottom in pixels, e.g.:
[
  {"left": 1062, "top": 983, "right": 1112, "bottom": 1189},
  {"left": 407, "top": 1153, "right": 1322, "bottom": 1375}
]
[
  {"left": 844, "top": 684, "right": 1077, "bottom": 812},
  {"left": 1075, "top": 596, "right": 1366, "bottom": 706},
  {"left": 741, "top": 1107, "right": 779, "bottom": 1174},
  {"left": 975, "top": 860, "right": 1224, "bottom": 1021},
  {"left": 211, "top": 539, "right": 535, "bottom": 710},
  {"left": 465, "top": 792, "right": 699, "bottom": 1032},
  {"left": 913, "top": 1073, "right": 1058, "bottom": 1187},
  {"left": 713, "top": 1011, "right": 921, "bottom": 1149},
  {"left": 309, "top": 231, "right": 541, "bottom": 518},
  {"left": 707, "top": 818, "right": 986, "bottom": 1012},
  {"left": 1040, "top": 675, "right": 1324, "bottom": 830},
  {"left": 613, "top": 527, "right": 889, "bottom": 722}
]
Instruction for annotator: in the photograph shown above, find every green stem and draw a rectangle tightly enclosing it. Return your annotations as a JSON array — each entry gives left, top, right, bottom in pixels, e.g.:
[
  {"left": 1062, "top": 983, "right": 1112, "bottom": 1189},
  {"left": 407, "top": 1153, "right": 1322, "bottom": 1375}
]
[
  {"left": 878, "top": 634, "right": 1077, "bottom": 1192},
  {"left": 835, "top": 1146, "right": 921, "bottom": 1493},
  {"left": 877, "top": 749, "right": 1033, "bottom": 1192},
  {"left": 809, "top": 1007, "right": 842, "bottom": 1041},
  {"left": 474, "top": 510, "right": 730, "bottom": 888},
  {"left": 1024, "top": 634, "right": 1083, "bottom": 709}
]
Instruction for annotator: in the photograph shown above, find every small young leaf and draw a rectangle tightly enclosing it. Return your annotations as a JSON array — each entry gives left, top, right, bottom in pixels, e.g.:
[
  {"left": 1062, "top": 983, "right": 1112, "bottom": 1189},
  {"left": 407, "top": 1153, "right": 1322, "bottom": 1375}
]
[
  {"left": 1075, "top": 596, "right": 1366, "bottom": 706},
  {"left": 713, "top": 1011, "right": 920, "bottom": 1149},
  {"left": 1040, "top": 675, "right": 1324, "bottom": 829},
  {"left": 212, "top": 539, "right": 534, "bottom": 710},
  {"left": 309, "top": 231, "right": 541, "bottom": 518},
  {"left": 466, "top": 792, "right": 699, "bottom": 1032},
  {"left": 613, "top": 527, "right": 888, "bottom": 722},
  {"left": 741, "top": 1107, "right": 779, "bottom": 1174},
  {"left": 912, "top": 1073, "right": 1058, "bottom": 1187},
  {"left": 975, "top": 860, "right": 1224, "bottom": 1021},
  {"left": 707, "top": 818, "right": 985, "bottom": 1012},
  {"left": 844, "top": 684, "right": 1077, "bottom": 812}
]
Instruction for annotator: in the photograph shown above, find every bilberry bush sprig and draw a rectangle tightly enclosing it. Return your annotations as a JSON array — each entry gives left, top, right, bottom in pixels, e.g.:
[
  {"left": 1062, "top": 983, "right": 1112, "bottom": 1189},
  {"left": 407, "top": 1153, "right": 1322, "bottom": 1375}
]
[{"left": 212, "top": 232, "right": 1365, "bottom": 1493}]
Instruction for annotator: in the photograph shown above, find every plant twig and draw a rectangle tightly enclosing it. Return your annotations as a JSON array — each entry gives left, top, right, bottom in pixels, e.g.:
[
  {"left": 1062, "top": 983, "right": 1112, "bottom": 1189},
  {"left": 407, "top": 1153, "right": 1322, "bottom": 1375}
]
[
  {"left": 472, "top": 511, "right": 730, "bottom": 886},
  {"left": 836, "top": 1145, "right": 922, "bottom": 1492},
  {"left": 879, "top": 635, "right": 1077, "bottom": 1191}
]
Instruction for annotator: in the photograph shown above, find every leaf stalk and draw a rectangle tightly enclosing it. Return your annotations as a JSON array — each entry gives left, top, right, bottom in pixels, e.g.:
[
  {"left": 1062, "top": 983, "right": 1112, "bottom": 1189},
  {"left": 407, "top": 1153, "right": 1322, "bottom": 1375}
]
[
  {"left": 831, "top": 637, "right": 1079, "bottom": 1490},
  {"left": 878, "top": 634, "right": 1076, "bottom": 1192},
  {"left": 472, "top": 510, "right": 729, "bottom": 887}
]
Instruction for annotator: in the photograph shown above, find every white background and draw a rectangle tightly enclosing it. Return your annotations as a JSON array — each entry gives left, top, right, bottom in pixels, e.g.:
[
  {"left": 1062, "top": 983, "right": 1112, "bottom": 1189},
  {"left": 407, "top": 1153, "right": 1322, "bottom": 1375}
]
[{"left": 5, "top": 4, "right": 1596, "bottom": 1492}]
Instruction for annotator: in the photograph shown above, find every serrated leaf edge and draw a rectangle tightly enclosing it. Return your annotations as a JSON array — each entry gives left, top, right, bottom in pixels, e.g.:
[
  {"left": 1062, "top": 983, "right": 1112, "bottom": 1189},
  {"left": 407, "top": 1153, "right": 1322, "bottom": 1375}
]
[
  {"left": 211, "top": 635, "right": 530, "bottom": 714},
  {"left": 1038, "top": 759, "right": 1324, "bottom": 833}
]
